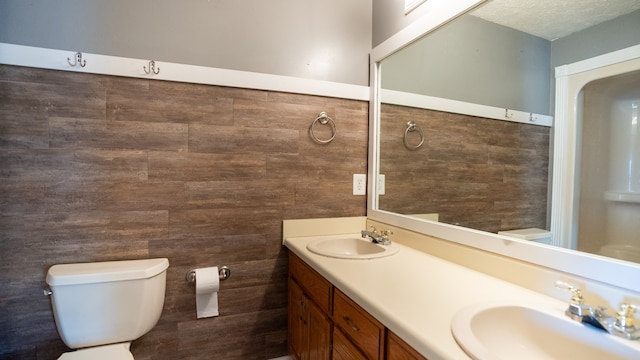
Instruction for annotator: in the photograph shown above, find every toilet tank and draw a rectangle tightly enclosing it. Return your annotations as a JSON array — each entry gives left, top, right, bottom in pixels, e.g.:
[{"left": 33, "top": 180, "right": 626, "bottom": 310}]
[
  {"left": 498, "top": 228, "right": 552, "bottom": 245},
  {"left": 46, "top": 258, "right": 169, "bottom": 349}
]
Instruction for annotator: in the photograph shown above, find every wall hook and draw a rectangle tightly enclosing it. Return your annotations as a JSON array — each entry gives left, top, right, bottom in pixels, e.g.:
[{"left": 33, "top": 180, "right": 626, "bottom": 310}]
[
  {"left": 144, "top": 60, "right": 160, "bottom": 75},
  {"left": 504, "top": 108, "right": 513, "bottom": 119},
  {"left": 67, "top": 52, "right": 86, "bottom": 68}
]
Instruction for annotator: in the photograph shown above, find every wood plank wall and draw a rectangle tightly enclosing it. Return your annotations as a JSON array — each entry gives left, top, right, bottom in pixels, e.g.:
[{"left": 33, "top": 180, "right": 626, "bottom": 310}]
[
  {"left": 0, "top": 64, "right": 368, "bottom": 359},
  {"left": 379, "top": 103, "right": 549, "bottom": 233}
]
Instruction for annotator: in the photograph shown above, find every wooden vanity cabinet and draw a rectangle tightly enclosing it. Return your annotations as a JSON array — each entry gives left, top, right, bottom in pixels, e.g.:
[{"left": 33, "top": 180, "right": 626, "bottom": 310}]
[{"left": 288, "top": 252, "right": 427, "bottom": 360}]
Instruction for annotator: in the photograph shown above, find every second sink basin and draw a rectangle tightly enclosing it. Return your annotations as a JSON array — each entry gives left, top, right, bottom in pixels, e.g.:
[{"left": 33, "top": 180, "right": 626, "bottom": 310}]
[
  {"left": 306, "top": 235, "right": 399, "bottom": 259},
  {"left": 451, "top": 302, "right": 640, "bottom": 360}
]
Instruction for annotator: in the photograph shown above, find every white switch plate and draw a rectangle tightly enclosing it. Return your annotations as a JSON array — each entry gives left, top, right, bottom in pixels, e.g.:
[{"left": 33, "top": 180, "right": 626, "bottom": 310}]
[
  {"left": 378, "top": 174, "right": 385, "bottom": 195},
  {"left": 353, "top": 174, "right": 366, "bottom": 195}
]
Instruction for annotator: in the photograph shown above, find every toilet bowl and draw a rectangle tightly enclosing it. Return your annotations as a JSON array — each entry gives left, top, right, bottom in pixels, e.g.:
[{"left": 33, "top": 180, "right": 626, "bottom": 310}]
[
  {"left": 46, "top": 258, "right": 169, "bottom": 359},
  {"left": 598, "top": 244, "right": 640, "bottom": 263}
]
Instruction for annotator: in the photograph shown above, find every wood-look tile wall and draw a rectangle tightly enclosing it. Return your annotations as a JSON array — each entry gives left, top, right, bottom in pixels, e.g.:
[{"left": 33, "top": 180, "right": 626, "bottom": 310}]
[
  {"left": 0, "top": 65, "right": 368, "bottom": 359},
  {"left": 379, "top": 103, "right": 549, "bottom": 233}
]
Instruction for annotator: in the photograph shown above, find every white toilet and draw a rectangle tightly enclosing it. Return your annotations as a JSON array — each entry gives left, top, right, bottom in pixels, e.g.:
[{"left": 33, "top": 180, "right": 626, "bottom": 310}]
[{"left": 45, "top": 258, "right": 170, "bottom": 359}]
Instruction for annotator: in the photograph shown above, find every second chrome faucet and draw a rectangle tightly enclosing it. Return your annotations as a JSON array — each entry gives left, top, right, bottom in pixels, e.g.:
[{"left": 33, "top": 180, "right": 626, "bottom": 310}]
[
  {"left": 556, "top": 280, "right": 640, "bottom": 340},
  {"left": 361, "top": 225, "right": 393, "bottom": 245}
]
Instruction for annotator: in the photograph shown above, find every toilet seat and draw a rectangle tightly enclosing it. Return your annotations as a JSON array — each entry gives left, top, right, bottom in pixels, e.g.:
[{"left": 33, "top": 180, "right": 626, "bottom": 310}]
[{"left": 58, "top": 342, "right": 134, "bottom": 360}]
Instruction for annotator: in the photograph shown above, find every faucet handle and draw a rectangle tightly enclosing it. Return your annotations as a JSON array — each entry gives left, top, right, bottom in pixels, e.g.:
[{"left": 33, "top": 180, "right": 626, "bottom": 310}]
[
  {"left": 369, "top": 225, "right": 379, "bottom": 234},
  {"left": 616, "top": 303, "right": 637, "bottom": 329},
  {"left": 555, "top": 281, "right": 593, "bottom": 319},
  {"left": 380, "top": 230, "right": 393, "bottom": 244},
  {"left": 555, "top": 281, "right": 584, "bottom": 304}
]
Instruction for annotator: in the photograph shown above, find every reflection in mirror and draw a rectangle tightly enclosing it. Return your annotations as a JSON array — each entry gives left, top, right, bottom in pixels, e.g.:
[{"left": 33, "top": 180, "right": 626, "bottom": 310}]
[
  {"left": 379, "top": 9, "right": 553, "bottom": 234},
  {"left": 376, "top": 0, "right": 640, "bottom": 262},
  {"left": 575, "top": 69, "right": 640, "bottom": 262},
  {"left": 378, "top": 101, "right": 550, "bottom": 233}
]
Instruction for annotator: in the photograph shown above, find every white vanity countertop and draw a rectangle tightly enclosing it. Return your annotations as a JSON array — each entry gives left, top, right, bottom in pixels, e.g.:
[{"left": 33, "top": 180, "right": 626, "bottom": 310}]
[{"left": 284, "top": 233, "right": 567, "bottom": 360}]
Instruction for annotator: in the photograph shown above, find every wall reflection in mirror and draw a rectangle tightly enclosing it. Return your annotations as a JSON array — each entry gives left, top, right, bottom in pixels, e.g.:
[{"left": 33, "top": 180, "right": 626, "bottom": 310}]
[{"left": 377, "top": 0, "right": 640, "bottom": 262}]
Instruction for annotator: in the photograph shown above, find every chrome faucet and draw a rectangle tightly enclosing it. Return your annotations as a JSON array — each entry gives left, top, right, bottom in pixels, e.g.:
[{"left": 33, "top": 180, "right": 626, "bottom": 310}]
[
  {"left": 555, "top": 281, "right": 593, "bottom": 321},
  {"left": 611, "top": 303, "right": 640, "bottom": 340},
  {"left": 556, "top": 281, "right": 640, "bottom": 340},
  {"left": 361, "top": 226, "right": 393, "bottom": 245}
]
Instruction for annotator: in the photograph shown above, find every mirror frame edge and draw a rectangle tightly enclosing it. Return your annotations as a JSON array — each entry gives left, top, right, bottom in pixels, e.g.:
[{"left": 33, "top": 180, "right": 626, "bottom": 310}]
[{"left": 367, "top": 0, "right": 640, "bottom": 292}]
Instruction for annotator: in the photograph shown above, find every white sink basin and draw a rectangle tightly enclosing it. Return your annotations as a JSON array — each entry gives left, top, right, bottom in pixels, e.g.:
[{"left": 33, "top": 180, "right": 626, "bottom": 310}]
[
  {"left": 306, "top": 235, "right": 399, "bottom": 259},
  {"left": 451, "top": 302, "right": 640, "bottom": 360}
]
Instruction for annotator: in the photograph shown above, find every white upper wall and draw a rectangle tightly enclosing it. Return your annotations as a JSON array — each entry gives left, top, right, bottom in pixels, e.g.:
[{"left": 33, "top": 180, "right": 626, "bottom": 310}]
[
  {"left": 551, "top": 9, "right": 640, "bottom": 67},
  {"left": 0, "top": 0, "right": 372, "bottom": 86}
]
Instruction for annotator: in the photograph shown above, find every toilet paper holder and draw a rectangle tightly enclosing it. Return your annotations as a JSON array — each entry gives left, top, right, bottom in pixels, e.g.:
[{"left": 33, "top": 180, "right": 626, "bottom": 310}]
[{"left": 186, "top": 266, "right": 230, "bottom": 283}]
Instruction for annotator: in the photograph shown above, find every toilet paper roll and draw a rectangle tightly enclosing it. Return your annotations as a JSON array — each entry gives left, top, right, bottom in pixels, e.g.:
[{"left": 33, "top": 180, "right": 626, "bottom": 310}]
[{"left": 195, "top": 267, "right": 220, "bottom": 318}]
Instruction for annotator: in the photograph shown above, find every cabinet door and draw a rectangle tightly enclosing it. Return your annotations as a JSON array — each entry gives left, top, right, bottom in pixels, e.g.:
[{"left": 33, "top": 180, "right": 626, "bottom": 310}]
[
  {"left": 288, "top": 278, "right": 308, "bottom": 360},
  {"left": 307, "top": 298, "right": 331, "bottom": 360},
  {"left": 332, "top": 327, "right": 367, "bottom": 360},
  {"left": 289, "top": 276, "right": 331, "bottom": 360}
]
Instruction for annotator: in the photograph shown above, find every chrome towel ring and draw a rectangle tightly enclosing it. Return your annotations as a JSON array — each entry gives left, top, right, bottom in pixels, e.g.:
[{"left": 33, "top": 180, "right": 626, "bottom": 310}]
[
  {"left": 403, "top": 121, "right": 424, "bottom": 150},
  {"left": 309, "top": 112, "right": 336, "bottom": 144}
]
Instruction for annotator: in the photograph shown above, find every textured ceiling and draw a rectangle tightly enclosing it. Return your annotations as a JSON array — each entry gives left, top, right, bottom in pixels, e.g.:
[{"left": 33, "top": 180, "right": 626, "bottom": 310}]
[{"left": 470, "top": 0, "right": 640, "bottom": 41}]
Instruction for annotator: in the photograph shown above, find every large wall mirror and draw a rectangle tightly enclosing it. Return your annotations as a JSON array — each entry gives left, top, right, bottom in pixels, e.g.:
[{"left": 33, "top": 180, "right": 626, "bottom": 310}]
[{"left": 368, "top": 0, "right": 640, "bottom": 291}]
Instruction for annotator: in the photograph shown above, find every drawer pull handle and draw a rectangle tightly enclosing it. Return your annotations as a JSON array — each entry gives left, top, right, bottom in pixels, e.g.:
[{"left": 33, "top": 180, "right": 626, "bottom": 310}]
[{"left": 342, "top": 316, "right": 360, "bottom": 331}]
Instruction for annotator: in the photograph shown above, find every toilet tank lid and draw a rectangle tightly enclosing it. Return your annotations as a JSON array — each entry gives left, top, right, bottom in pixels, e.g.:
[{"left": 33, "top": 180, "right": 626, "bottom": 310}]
[
  {"left": 46, "top": 258, "right": 169, "bottom": 286},
  {"left": 498, "top": 228, "right": 551, "bottom": 241}
]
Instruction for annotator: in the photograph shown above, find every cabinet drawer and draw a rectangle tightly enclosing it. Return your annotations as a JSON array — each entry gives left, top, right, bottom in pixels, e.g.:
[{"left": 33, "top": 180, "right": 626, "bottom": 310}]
[
  {"left": 289, "top": 253, "right": 332, "bottom": 314},
  {"left": 387, "top": 330, "right": 428, "bottom": 360},
  {"left": 333, "top": 289, "right": 384, "bottom": 360},
  {"left": 333, "top": 327, "right": 367, "bottom": 360}
]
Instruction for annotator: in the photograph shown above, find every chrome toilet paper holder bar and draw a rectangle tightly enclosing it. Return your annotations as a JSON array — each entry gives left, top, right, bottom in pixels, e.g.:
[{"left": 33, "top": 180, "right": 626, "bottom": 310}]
[{"left": 186, "top": 266, "right": 231, "bottom": 283}]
